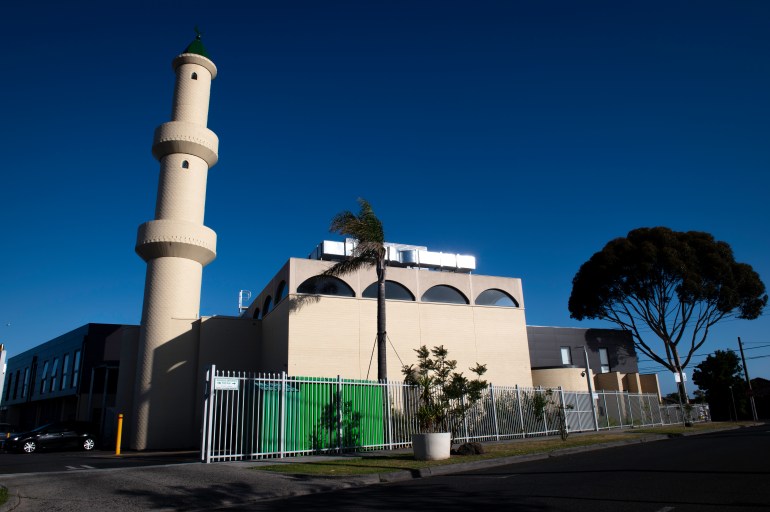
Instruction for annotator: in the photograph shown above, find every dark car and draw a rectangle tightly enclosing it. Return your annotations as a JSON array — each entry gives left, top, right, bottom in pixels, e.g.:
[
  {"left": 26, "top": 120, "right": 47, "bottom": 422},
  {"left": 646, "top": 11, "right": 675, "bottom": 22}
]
[
  {"left": 6, "top": 422, "right": 97, "bottom": 453},
  {"left": 0, "top": 423, "right": 19, "bottom": 450}
]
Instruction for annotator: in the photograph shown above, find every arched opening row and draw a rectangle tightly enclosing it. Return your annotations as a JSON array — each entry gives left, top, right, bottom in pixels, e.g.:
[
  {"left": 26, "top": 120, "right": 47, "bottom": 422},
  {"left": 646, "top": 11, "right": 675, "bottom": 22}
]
[
  {"left": 253, "top": 280, "right": 290, "bottom": 319},
  {"left": 293, "top": 277, "right": 519, "bottom": 307}
]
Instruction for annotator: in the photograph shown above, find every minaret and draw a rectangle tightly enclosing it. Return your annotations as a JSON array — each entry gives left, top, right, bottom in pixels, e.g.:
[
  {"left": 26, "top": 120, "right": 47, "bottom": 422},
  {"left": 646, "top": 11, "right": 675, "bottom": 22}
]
[{"left": 133, "top": 32, "right": 218, "bottom": 450}]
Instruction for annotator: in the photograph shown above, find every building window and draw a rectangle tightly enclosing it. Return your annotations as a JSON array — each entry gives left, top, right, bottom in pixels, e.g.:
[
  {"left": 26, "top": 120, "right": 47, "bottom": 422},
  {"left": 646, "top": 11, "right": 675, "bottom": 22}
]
[
  {"left": 21, "top": 367, "right": 30, "bottom": 398},
  {"left": 191, "top": 72, "right": 198, "bottom": 80},
  {"left": 50, "top": 357, "right": 60, "bottom": 392},
  {"left": 12, "top": 370, "right": 20, "bottom": 400},
  {"left": 61, "top": 353, "right": 70, "bottom": 391},
  {"left": 275, "top": 281, "right": 288, "bottom": 304},
  {"left": 475, "top": 288, "right": 519, "bottom": 307},
  {"left": 40, "top": 361, "right": 49, "bottom": 394},
  {"left": 71, "top": 350, "right": 81, "bottom": 389},
  {"left": 5, "top": 372, "right": 13, "bottom": 401},
  {"left": 182, "top": 160, "right": 189, "bottom": 169},
  {"left": 262, "top": 296, "right": 273, "bottom": 318},
  {"left": 297, "top": 276, "right": 355, "bottom": 297},
  {"left": 362, "top": 280, "right": 415, "bottom": 301},
  {"left": 561, "top": 347, "right": 572, "bottom": 365},
  {"left": 421, "top": 285, "right": 469, "bottom": 304},
  {"left": 599, "top": 348, "right": 610, "bottom": 373}
]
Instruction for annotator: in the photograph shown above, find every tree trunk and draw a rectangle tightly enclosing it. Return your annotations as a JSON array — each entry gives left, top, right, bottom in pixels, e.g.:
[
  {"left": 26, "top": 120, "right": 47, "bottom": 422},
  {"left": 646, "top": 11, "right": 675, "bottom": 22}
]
[
  {"left": 671, "top": 345, "right": 690, "bottom": 405},
  {"left": 376, "top": 257, "right": 387, "bottom": 381}
]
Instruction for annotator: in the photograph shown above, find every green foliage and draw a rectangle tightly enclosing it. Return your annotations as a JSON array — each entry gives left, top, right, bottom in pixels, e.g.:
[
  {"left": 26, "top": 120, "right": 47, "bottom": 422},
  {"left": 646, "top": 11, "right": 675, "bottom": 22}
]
[
  {"left": 568, "top": 227, "right": 767, "bottom": 388},
  {"left": 402, "top": 345, "right": 487, "bottom": 435},
  {"left": 693, "top": 349, "right": 748, "bottom": 420},
  {"left": 531, "top": 391, "right": 549, "bottom": 418},
  {"left": 323, "top": 198, "right": 388, "bottom": 380}
]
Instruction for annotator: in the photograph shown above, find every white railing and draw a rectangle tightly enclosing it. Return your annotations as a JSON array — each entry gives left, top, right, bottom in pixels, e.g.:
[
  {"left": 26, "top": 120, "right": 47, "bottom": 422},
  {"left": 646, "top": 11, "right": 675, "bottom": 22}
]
[{"left": 201, "top": 366, "right": 709, "bottom": 463}]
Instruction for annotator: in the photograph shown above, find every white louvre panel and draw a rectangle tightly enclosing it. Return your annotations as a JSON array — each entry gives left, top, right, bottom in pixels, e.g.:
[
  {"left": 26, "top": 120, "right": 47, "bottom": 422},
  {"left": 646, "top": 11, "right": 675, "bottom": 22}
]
[{"left": 310, "top": 241, "right": 476, "bottom": 272}]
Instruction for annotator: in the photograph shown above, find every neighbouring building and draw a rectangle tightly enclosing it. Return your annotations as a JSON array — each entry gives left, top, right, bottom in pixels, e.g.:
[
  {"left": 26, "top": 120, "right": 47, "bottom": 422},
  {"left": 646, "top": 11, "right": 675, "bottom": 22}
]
[
  {"left": 0, "top": 324, "right": 128, "bottom": 438},
  {"left": 527, "top": 325, "right": 660, "bottom": 398}
]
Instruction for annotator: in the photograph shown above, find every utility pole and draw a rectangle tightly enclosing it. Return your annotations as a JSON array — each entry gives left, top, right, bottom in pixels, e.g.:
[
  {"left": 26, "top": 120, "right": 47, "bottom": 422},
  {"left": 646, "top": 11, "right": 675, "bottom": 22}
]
[{"left": 737, "top": 337, "right": 759, "bottom": 421}]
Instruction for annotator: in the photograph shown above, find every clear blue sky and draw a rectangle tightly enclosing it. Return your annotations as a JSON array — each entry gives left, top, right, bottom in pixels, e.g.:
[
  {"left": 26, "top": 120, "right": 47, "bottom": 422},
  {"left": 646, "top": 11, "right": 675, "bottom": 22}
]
[{"left": 2, "top": 1, "right": 769, "bottom": 396}]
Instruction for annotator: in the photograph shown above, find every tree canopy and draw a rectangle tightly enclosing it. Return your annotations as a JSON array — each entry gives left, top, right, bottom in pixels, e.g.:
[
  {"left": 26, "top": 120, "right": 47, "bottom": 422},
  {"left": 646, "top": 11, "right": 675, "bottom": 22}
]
[
  {"left": 568, "top": 227, "right": 766, "bottom": 398},
  {"left": 322, "top": 198, "right": 389, "bottom": 380},
  {"left": 692, "top": 350, "right": 747, "bottom": 420}
]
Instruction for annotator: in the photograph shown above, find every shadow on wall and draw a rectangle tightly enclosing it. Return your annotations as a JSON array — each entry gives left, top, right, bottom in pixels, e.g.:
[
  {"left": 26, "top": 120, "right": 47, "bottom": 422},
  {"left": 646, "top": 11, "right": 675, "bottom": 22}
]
[{"left": 584, "top": 328, "right": 636, "bottom": 371}]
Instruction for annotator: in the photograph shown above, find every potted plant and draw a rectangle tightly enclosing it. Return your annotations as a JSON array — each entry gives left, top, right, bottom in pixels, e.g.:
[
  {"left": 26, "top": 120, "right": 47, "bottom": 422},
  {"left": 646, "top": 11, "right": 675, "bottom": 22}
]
[{"left": 402, "top": 345, "right": 487, "bottom": 460}]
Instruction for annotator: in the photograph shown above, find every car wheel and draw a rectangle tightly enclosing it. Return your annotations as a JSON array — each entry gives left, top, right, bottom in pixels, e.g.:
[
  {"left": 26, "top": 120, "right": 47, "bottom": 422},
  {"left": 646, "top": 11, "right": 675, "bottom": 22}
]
[
  {"left": 83, "top": 437, "right": 95, "bottom": 451},
  {"left": 23, "top": 440, "right": 37, "bottom": 453}
]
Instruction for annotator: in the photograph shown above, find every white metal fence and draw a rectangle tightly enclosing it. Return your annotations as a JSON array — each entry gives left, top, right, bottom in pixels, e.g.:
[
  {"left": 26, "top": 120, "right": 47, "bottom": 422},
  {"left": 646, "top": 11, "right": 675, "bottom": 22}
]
[{"left": 201, "top": 366, "right": 709, "bottom": 463}]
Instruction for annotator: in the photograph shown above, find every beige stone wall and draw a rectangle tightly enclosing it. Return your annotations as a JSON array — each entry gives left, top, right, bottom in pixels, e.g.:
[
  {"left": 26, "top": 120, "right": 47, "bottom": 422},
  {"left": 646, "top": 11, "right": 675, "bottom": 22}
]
[
  {"left": 260, "top": 300, "right": 290, "bottom": 374},
  {"left": 244, "top": 257, "right": 531, "bottom": 386},
  {"left": 532, "top": 368, "right": 591, "bottom": 392},
  {"left": 623, "top": 372, "right": 643, "bottom": 393},
  {"left": 194, "top": 316, "right": 261, "bottom": 429},
  {"left": 284, "top": 295, "right": 531, "bottom": 386},
  {"left": 639, "top": 373, "right": 661, "bottom": 401},
  {"left": 594, "top": 371, "right": 624, "bottom": 391}
]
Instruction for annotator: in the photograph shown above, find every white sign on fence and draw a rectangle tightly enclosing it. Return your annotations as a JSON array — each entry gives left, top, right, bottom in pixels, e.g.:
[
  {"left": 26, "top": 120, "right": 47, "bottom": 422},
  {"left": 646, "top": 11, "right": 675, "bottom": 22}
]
[{"left": 214, "top": 377, "right": 240, "bottom": 391}]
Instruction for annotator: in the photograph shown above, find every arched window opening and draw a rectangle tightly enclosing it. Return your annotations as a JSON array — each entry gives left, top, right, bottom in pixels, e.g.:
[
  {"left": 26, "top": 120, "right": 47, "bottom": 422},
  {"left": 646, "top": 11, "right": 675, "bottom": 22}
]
[
  {"left": 475, "top": 288, "right": 519, "bottom": 307},
  {"left": 297, "top": 276, "right": 355, "bottom": 297},
  {"left": 263, "top": 296, "right": 273, "bottom": 316},
  {"left": 191, "top": 72, "right": 198, "bottom": 80},
  {"left": 181, "top": 160, "right": 189, "bottom": 169},
  {"left": 362, "top": 280, "right": 415, "bottom": 301},
  {"left": 275, "top": 281, "right": 288, "bottom": 304},
  {"left": 421, "top": 285, "right": 468, "bottom": 304},
  {"left": 252, "top": 308, "right": 260, "bottom": 320}
]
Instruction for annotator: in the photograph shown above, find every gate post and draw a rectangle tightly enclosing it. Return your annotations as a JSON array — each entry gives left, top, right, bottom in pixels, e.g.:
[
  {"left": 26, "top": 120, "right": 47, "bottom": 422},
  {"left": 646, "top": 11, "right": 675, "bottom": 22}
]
[
  {"left": 384, "top": 380, "right": 394, "bottom": 450},
  {"left": 489, "top": 384, "right": 500, "bottom": 441},
  {"left": 279, "top": 371, "right": 286, "bottom": 458},
  {"left": 336, "top": 375, "right": 343, "bottom": 452},
  {"left": 202, "top": 364, "right": 216, "bottom": 463}
]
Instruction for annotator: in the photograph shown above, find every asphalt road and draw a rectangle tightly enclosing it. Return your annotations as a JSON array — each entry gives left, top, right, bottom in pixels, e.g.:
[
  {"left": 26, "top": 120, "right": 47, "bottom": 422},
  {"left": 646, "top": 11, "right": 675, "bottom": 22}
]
[
  {"left": 238, "top": 424, "right": 770, "bottom": 512},
  {"left": 1, "top": 426, "right": 767, "bottom": 511},
  {"left": 0, "top": 449, "right": 199, "bottom": 475}
]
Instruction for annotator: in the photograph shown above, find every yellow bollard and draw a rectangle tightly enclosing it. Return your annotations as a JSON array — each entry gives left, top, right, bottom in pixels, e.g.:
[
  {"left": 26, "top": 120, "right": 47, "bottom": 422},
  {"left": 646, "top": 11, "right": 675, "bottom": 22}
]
[{"left": 115, "top": 413, "right": 124, "bottom": 456}]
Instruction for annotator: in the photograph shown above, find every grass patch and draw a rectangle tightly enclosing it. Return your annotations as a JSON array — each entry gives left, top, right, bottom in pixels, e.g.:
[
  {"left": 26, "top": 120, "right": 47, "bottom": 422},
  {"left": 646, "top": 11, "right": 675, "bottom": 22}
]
[
  {"left": 251, "top": 423, "right": 752, "bottom": 477},
  {"left": 0, "top": 486, "right": 8, "bottom": 507},
  {"left": 253, "top": 433, "right": 634, "bottom": 476}
]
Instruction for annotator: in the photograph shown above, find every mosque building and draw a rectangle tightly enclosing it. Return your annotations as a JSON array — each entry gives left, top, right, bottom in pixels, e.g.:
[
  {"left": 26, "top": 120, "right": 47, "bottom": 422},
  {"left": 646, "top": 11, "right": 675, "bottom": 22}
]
[{"left": 0, "top": 35, "right": 659, "bottom": 450}]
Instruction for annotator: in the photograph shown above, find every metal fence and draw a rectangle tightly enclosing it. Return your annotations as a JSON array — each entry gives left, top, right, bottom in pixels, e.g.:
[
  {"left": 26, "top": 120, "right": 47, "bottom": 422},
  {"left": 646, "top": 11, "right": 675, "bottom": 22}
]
[{"left": 201, "top": 366, "right": 709, "bottom": 463}]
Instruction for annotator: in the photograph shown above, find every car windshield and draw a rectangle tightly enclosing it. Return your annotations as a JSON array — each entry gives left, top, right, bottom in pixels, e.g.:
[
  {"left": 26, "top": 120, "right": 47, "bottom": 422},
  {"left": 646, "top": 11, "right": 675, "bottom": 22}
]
[{"left": 27, "top": 423, "right": 55, "bottom": 433}]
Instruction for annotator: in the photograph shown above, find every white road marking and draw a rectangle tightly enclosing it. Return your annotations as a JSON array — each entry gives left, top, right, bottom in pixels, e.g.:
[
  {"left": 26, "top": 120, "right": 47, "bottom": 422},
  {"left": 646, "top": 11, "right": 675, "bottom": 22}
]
[
  {"left": 65, "top": 465, "right": 97, "bottom": 470},
  {"left": 655, "top": 507, "right": 675, "bottom": 512}
]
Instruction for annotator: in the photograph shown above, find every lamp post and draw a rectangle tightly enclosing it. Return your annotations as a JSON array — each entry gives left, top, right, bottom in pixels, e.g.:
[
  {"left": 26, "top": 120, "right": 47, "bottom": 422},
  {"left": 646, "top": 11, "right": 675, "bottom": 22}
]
[
  {"left": 579, "top": 346, "right": 599, "bottom": 432},
  {"left": 729, "top": 385, "right": 738, "bottom": 422}
]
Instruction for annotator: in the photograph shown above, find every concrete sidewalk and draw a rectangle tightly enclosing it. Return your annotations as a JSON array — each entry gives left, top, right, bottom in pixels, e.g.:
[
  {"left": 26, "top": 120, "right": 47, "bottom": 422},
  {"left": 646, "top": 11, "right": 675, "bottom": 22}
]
[{"left": 0, "top": 427, "right": 745, "bottom": 512}]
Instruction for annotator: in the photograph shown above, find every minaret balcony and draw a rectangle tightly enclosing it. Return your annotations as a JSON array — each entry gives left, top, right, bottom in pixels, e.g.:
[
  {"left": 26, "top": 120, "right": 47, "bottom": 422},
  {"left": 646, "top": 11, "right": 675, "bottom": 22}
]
[
  {"left": 152, "top": 121, "right": 219, "bottom": 167},
  {"left": 136, "top": 219, "right": 217, "bottom": 266}
]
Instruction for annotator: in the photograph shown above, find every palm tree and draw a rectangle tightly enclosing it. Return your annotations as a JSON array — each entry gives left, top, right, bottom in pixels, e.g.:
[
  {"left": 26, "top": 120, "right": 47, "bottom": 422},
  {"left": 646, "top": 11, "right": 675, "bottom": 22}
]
[{"left": 323, "top": 198, "right": 388, "bottom": 381}]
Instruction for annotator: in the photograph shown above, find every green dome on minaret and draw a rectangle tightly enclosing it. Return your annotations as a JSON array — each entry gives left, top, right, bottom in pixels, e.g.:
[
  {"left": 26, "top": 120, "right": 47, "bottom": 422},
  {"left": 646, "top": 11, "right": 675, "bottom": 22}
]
[{"left": 183, "top": 27, "right": 210, "bottom": 58}]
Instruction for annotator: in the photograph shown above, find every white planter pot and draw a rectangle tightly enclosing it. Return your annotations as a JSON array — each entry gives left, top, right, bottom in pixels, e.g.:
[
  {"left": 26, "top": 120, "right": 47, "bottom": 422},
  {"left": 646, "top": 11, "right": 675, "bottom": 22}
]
[{"left": 412, "top": 432, "right": 451, "bottom": 461}]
